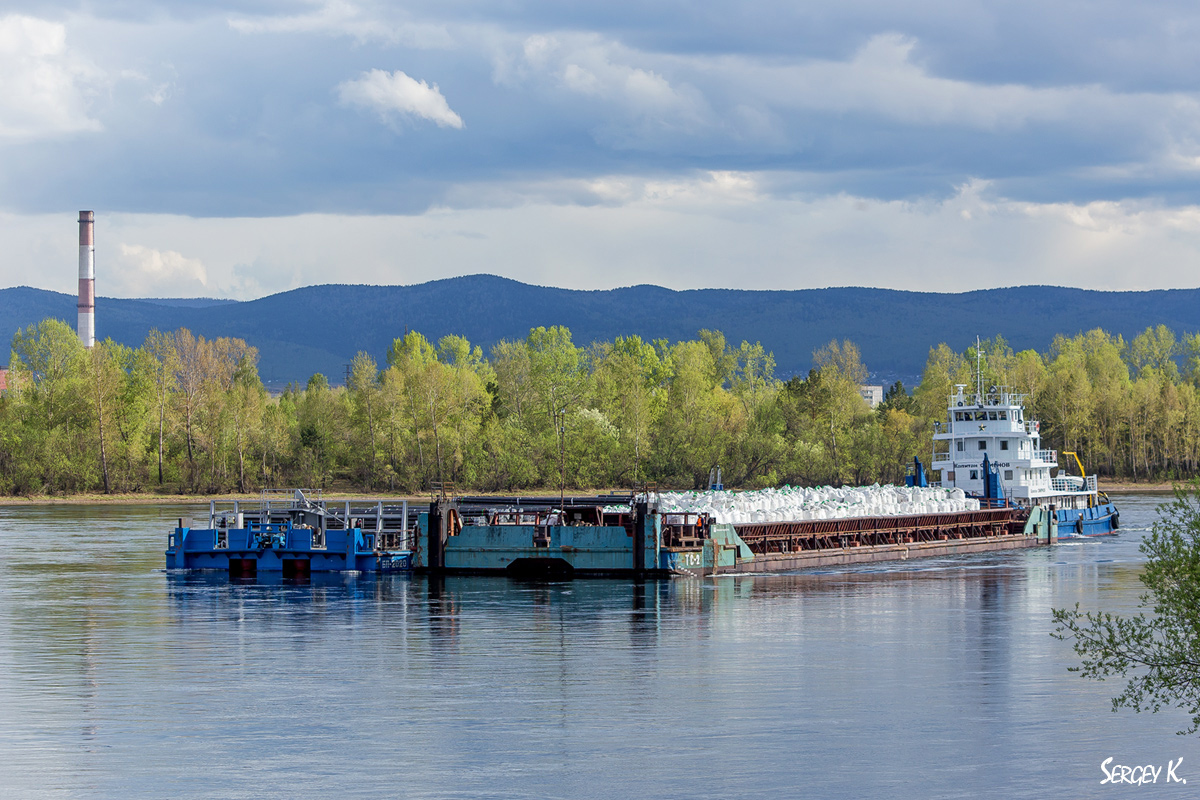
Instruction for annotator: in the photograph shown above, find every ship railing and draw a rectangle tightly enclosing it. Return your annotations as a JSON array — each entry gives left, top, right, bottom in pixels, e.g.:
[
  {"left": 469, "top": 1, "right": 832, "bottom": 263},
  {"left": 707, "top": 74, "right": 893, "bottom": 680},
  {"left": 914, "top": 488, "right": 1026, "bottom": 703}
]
[
  {"left": 947, "top": 389, "right": 1026, "bottom": 408},
  {"left": 1034, "top": 449, "right": 1057, "bottom": 463},
  {"left": 1050, "top": 475, "right": 1097, "bottom": 493}
]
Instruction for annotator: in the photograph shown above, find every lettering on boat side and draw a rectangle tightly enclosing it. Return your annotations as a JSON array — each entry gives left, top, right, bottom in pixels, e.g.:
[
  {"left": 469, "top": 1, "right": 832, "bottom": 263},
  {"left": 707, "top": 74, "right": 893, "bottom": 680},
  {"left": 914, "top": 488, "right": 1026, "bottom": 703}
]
[{"left": 1100, "top": 757, "right": 1186, "bottom": 785}]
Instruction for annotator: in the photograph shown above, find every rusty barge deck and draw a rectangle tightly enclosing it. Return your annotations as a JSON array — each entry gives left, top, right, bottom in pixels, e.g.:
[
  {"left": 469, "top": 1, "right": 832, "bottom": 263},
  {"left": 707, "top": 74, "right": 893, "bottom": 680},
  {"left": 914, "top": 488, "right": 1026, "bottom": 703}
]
[{"left": 698, "top": 508, "right": 1043, "bottom": 575}]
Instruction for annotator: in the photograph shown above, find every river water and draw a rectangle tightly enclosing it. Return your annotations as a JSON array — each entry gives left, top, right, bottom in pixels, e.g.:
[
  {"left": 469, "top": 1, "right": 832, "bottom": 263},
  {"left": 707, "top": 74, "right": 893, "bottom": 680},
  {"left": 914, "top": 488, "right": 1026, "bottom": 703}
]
[{"left": 0, "top": 493, "right": 1196, "bottom": 798}]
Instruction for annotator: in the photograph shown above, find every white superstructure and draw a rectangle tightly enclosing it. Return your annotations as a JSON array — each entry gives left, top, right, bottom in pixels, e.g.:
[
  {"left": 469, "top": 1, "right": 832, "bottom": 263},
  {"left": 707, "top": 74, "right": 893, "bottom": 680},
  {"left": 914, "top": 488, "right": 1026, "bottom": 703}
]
[{"left": 931, "top": 383, "right": 1097, "bottom": 511}]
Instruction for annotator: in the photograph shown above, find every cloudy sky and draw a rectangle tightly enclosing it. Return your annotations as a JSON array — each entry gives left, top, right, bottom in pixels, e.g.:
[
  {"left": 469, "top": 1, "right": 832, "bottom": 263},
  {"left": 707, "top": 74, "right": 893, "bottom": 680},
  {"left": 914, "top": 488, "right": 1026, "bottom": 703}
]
[{"left": 1, "top": 1, "right": 1199, "bottom": 299}]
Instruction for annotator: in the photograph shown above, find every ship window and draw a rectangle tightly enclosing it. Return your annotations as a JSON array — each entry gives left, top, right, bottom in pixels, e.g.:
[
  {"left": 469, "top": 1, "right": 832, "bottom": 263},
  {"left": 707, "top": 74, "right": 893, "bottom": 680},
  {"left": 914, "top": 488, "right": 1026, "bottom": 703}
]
[
  {"left": 970, "top": 470, "right": 978, "bottom": 480},
  {"left": 988, "top": 411, "right": 997, "bottom": 420},
  {"left": 955, "top": 411, "right": 963, "bottom": 421},
  {"left": 999, "top": 411, "right": 1007, "bottom": 420},
  {"left": 956, "top": 440, "right": 964, "bottom": 451},
  {"left": 1000, "top": 440, "right": 1009, "bottom": 450},
  {"left": 975, "top": 411, "right": 986, "bottom": 421},
  {"left": 978, "top": 441, "right": 987, "bottom": 450},
  {"left": 1004, "top": 470, "right": 1013, "bottom": 480}
]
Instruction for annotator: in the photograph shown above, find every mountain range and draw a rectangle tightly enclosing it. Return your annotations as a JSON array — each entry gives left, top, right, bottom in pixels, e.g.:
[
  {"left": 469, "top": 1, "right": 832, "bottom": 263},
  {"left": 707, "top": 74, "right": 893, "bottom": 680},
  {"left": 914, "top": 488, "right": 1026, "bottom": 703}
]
[{"left": 3, "top": 276, "right": 1199, "bottom": 387}]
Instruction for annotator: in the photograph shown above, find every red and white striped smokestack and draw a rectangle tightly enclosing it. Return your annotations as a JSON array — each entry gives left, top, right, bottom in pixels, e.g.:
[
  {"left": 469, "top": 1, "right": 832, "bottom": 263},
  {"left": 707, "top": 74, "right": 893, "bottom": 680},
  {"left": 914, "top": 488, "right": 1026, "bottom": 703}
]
[{"left": 77, "top": 210, "right": 95, "bottom": 348}]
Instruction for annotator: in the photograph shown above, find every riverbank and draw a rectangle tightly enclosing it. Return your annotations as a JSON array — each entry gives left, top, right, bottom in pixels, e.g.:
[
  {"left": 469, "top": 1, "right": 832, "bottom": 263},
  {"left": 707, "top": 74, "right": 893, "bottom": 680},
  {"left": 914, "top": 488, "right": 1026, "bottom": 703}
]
[
  {"left": 0, "top": 479, "right": 1185, "bottom": 505},
  {"left": 1100, "top": 480, "right": 1181, "bottom": 493},
  {"left": 0, "top": 490, "right": 424, "bottom": 506}
]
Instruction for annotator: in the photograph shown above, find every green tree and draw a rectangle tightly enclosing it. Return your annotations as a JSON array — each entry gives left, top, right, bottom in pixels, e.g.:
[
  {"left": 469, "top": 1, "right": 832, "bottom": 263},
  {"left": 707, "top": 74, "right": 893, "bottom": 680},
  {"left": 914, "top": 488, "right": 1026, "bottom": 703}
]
[
  {"left": 227, "top": 351, "right": 266, "bottom": 492},
  {"left": 1127, "top": 325, "right": 1179, "bottom": 380},
  {"left": 348, "top": 352, "right": 382, "bottom": 488},
  {"left": 810, "top": 340, "right": 871, "bottom": 484},
  {"left": 592, "top": 335, "right": 666, "bottom": 484},
  {"left": 526, "top": 326, "right": 587, "bottom": 490},
  {"left": 172, "top": 328, "right": 207, "bottom": 488},
  {"left": 84, "top": 341, "right": 126, "bottom": 493},
  {"left": 295, "top": 374, "right": 345, "bottom": 489},
  {"left": 652, "top": 339, "right": 739, "bottom": 487},
  {"left": 1054, "top": 485, "right": 1200, "bottom": 734},
  {"left": 877, "top": 380, "right": 915, "bottom": 414},
  {"left": 142, "top": 329, "right": 179, "bottom": 485},
  {"left": 9, "top": 319, "right": 90, "bottom": 491}
]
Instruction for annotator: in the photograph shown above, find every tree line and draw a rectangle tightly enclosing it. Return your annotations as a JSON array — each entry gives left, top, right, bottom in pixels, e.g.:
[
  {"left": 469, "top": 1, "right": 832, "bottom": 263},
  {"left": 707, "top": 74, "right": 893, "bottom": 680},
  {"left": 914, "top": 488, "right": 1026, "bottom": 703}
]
[{"left": 1, "top": 318, "right": 1199, "bottom": 495}]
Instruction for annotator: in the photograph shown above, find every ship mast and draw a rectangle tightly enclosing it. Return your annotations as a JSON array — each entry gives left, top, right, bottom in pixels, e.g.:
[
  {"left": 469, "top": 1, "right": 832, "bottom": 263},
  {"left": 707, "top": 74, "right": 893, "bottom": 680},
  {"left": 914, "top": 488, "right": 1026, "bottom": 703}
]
[{"left": 975, "top": 335, "right": 984, "bottom": 403}]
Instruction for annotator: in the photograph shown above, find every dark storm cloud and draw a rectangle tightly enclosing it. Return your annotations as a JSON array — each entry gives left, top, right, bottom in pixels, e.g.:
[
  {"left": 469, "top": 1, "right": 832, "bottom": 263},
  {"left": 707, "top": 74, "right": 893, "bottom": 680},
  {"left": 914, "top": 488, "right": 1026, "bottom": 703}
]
[{"left": 3, "top": 1, "right": 1200, "bottom": 216}]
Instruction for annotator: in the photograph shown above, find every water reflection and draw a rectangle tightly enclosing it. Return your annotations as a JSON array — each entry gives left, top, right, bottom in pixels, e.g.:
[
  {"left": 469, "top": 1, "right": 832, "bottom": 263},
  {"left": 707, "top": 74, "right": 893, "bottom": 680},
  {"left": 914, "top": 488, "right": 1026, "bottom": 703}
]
[{"left": 1, "top": 495, "right": 1198, "bottom": 799}]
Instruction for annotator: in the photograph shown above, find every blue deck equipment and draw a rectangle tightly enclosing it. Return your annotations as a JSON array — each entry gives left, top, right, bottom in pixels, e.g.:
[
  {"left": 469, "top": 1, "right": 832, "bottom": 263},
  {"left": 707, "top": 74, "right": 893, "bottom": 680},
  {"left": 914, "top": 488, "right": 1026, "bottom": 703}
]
[{"left": 166, "top": 490, "right": 414, "bottom": 575}]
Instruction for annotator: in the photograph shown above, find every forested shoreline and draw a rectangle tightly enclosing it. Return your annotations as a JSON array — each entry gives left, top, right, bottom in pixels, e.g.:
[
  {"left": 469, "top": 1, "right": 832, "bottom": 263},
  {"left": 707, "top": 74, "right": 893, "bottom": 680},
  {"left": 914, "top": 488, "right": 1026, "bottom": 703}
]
[{"left": 1, "top": 318, "right": 1198, "bottom": 497}]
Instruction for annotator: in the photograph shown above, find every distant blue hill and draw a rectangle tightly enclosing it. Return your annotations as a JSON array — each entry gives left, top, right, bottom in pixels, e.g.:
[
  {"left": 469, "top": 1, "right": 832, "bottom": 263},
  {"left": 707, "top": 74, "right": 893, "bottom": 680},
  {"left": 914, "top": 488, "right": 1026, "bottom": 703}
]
[
  {"left": 3, "top": 276, "right": 1199, "bottom": 387},
  {"left": 138, "top": 298, "right": 239, "bottom": 308}
]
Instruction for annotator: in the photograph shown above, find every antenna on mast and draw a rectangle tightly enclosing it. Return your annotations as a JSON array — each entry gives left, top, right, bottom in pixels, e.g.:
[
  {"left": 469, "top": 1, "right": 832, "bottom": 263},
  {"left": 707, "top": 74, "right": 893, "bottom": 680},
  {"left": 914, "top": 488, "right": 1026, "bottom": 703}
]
[{"left": 975, "top": 335, "right": 984, "bottom": 402}]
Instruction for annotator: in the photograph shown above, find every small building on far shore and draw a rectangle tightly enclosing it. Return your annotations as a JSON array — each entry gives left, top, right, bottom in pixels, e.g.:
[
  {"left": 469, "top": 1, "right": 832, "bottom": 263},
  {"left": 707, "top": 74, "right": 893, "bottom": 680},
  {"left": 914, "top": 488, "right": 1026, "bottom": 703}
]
[
  {"left": 859, "top": 384, "right": 883, "bottom": 408},
  {"left": 0, "top": 367, "right": 7, "bottom": 393}
]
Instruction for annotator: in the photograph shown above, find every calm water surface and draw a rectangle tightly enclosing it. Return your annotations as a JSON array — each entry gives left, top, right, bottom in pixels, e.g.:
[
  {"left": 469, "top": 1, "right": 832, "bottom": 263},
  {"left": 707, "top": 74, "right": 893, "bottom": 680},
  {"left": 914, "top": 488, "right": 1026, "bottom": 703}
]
[{"left": 1, "top": 493, "right": 1197, "bottom": 798}]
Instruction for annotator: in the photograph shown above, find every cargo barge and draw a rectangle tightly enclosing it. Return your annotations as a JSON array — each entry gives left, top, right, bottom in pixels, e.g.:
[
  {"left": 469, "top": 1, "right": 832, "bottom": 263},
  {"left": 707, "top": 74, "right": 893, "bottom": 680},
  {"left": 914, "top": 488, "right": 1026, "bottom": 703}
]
[
  {"left": 167, "top": 488, "right": 1057, "bottom": 578},
  {"left": 416, "top": 494, "right": 1054, "bottom": 576}
]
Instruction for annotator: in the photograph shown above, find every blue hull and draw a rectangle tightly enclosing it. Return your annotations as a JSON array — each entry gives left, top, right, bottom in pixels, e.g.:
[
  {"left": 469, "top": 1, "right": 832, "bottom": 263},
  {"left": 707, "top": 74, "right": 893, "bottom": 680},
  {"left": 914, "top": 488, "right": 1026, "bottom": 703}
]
[
  {"left": 1055, "top": 502, "right": 1119, "bottom": 536},
  {"left": 166, "top": 525, "right": 413, "bottom": 573}
]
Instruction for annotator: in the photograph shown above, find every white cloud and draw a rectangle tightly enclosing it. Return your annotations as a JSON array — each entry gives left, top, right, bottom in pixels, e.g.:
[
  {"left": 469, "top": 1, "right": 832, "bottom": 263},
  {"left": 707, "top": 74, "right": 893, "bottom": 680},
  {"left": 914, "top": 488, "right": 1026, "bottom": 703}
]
[
  {"left": 113, "top": 243, "right": 209, "bottom": 297},
  {"left": 0, "top": 14, "right": 102, "bottom": 140},
  {"left": 337, "top": 69, "right": 464, "bottom": 129},
  {"left": 510, "top": 33, "right": 709, "bottom": 133},
  {"left": 3, "top": 180, "right": 1199, "bottom": 305},
  {"left": 228, "top": 1, "right": 453, "bottom": 48},
  {"left": 730, "top": 33, "right": 1153, "bottom": 131}
]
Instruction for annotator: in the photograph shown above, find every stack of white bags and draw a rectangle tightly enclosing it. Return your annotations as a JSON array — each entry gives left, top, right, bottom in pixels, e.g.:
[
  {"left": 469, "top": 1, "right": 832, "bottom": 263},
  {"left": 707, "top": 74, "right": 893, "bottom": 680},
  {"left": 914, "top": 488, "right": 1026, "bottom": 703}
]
[{"left": 656, "top": 485, "right": 978, "bottom": 524}]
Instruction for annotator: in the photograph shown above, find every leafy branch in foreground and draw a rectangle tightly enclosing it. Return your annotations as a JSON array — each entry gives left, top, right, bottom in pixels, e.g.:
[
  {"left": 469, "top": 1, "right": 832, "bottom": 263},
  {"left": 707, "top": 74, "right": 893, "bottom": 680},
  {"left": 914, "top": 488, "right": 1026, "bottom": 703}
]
[{"left": 1053, "top": 483, "right": 1200, "bottom": 734}]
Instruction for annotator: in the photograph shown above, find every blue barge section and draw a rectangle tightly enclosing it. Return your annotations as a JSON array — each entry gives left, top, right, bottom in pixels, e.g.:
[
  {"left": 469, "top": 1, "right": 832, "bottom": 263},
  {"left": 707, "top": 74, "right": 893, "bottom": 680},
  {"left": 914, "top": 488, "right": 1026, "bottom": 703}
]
[{"left": 166, "top": 490, "right": 414, "bottom": 576}]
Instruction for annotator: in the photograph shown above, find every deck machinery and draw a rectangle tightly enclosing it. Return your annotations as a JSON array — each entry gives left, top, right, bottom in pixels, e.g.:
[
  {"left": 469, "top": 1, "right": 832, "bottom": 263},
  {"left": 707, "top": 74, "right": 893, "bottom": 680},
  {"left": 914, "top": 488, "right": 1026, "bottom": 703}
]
[{"left": 166, "top": 490, "right": 416, "bottom": 577}]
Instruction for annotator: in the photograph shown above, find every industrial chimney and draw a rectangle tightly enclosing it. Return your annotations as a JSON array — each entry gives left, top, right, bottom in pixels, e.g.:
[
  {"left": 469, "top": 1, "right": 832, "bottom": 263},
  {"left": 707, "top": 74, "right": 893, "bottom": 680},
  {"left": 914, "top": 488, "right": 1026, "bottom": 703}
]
[{"left": 77, "top": 210, "right": 95, "bottom": 348}]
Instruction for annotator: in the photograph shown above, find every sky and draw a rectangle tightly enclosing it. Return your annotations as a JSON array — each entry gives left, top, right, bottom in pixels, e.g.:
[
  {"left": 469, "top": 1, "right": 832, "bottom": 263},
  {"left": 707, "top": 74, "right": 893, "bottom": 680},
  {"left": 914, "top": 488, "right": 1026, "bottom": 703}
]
[{"left": 2, "top": 1, "right": 1200, "bottom": 299}]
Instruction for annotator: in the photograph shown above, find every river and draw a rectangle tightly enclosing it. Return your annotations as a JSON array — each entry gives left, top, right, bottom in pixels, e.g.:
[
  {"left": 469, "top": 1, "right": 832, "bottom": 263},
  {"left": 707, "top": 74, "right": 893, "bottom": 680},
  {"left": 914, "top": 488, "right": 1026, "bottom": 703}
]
[{"left": 0, "top": 492, "right": 1196, "bottom": 798}]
